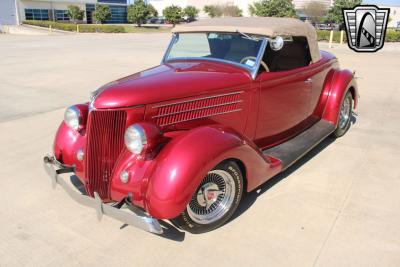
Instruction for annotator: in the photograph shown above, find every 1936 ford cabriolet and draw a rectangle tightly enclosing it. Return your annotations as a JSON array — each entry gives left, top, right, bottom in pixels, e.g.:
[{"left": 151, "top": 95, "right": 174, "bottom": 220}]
[{"left": 43, "top": 17, "right": 358, "bottom": 234}]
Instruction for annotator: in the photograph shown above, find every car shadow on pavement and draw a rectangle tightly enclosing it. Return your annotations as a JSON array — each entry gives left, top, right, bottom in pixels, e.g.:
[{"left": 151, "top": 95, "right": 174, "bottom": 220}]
[
  {"left": 119, "top": 220, "right": 185, "bottom": 241},
  {"left": 70, "top": 177, "right": 186, "bottom": 241},
  {"left": 230, "top": 136, "right": 336, "bottom": 223}
]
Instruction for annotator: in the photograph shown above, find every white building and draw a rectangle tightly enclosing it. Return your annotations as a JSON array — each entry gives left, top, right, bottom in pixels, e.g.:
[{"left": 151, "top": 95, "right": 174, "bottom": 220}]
[
  {"left": 385, "top": 6, "right": 400, "bottom": 28},
  {"left": 0, "top": 0, "right": 128, "bottom": 25}
]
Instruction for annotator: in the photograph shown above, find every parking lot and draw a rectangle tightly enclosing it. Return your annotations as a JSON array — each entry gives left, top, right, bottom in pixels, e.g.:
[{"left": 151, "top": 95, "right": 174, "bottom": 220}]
[{"left": 0, "top": 33, "right": 399, "bottom": 266}]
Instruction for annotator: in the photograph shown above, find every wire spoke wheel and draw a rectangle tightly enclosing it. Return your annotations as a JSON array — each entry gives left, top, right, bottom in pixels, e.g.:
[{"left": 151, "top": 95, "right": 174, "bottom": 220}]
[
  {"left": 339, "top": 96, "right": 351, "bottom": 129},
  {"left": 332, "top": 91, "right": 353, "bottom": 138},
  {"left": 187, "top": 170, "right": 236, "bottom": 225},
  {"left": 172, "top": 161, "right": 243, "bottom": 233}
]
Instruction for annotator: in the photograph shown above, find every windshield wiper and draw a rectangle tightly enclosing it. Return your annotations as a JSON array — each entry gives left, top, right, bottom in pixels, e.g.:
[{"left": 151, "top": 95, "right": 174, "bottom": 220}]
[{"left": 236, "top": 30, "right": 258, "bottom": 41}]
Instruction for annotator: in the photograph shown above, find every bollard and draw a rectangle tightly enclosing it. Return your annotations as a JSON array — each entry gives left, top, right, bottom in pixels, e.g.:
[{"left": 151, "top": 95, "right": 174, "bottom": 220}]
[
  {"left": 340, "top": 30, "right": 344, "bottom": 45},
  {"left": 49, "top": 25, "right": 52, "bottom": 33},
  {"left": 329, "top": 30, "right": 334, "bottom": 48}
]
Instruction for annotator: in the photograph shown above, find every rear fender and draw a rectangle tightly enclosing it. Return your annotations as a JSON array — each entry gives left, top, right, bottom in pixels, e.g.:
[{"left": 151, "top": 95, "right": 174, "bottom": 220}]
[
  {"left": 144, "top": 125, "right": 280, "bottom": 219},
  {"left": 320, "top": 69, "right": 358, "bottom": 125}
]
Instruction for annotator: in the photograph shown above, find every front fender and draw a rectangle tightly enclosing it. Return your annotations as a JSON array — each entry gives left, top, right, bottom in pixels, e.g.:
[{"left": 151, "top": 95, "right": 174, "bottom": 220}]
[
  {"left": 321, "top": 69, "right": 358, "bottom": 125},
  {"left": 144, "top": 125, "right": 279, "bottom": 219}
]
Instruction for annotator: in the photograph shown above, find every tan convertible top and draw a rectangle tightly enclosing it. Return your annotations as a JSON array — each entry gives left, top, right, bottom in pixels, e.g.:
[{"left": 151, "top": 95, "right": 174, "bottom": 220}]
[{"left": 173, "top": 17, "right": 321, "bottom": 63}]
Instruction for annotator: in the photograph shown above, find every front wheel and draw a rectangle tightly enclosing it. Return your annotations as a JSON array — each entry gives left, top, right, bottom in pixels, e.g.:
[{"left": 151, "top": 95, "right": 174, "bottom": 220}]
[
  {"left": 332, "top": 91, "right": 353, "bottom": 138},
  {"left": 172, "top": 161, "right": 244, "bottom": 234}
]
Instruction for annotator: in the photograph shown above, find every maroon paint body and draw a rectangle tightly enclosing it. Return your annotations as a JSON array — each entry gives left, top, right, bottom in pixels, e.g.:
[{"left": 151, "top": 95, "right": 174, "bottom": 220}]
[{"left": 52, "top": 51, "right": 358, "bottom": 219}]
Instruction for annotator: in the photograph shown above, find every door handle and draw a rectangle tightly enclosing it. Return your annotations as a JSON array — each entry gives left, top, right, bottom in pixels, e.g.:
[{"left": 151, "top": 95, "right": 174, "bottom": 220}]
[{"left": 305, "top": 78, "right": 313, "bottom": 84}]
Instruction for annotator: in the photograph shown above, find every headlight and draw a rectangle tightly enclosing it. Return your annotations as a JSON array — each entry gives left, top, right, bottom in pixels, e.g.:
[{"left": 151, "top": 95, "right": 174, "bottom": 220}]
[
  {"left": 64, "top": 106, "right": 81, "bottom": 130},
  {"left": 124, "top": 123, "right": 162, "bottom": 155},
  {"left": 124, "top": 124, "right": 147, "bottom": 154}
]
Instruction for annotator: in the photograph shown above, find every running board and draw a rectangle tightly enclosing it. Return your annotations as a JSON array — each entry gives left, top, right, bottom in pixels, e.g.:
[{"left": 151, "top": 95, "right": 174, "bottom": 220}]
[{"left": 262, "top": 120, "right": 336, "bottom": 171}]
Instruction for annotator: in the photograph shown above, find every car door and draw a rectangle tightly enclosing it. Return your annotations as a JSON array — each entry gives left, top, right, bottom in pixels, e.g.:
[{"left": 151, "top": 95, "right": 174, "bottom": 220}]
[
  {"left": 253, "top": 36, "right": 318, "bottom": 149},
  {"left": 254, "top": 69, "right": 313, "bottom": 148}
]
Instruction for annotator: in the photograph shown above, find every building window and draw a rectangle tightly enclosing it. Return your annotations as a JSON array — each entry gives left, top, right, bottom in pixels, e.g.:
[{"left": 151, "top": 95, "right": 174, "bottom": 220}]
[
  {"left": 25, "top": 9, "right": 49, "bottom": 21},
  {"left": 85, "top": 4, "right": 127, "bottom": 24},
  {"left": 98, "top": 0, "right": 127, "bottom": 4},
  {"left": 55, "top": 10, "right": 69, "bottom": 21},
  {"left": 105, "top": 5, "right": 127, "bottom": 24}
]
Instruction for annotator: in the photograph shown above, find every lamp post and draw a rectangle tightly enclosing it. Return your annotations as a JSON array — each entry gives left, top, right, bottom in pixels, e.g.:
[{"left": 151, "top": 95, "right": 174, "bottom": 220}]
[{"left": 14, "top": 0, "right": 20, "bottom": 25}]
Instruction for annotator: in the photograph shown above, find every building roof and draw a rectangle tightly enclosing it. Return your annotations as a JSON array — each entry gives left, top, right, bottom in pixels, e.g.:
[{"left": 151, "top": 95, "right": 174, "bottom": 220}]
[{"left": 173, "top": 17, "right": 321, "bottom": 62}]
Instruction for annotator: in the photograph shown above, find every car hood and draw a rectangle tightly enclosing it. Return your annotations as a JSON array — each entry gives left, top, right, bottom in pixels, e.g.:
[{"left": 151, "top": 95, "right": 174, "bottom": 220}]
[{"left": 92, "top": 61, "right": 251, "bottom": 109}]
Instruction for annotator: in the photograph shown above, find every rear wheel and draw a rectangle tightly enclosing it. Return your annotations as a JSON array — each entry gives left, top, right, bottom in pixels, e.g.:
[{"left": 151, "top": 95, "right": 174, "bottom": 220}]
[
  {"left": 172, "top": 161, "right": 244, "bottom": 234},
  {"left": 332, "top": 91, "right": 353, "bottom": 138}
]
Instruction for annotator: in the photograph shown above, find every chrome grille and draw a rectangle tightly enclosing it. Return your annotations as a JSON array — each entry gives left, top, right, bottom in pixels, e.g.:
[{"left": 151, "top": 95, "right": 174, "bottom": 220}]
[{"left": 85, "top": 110, "right": 126, "bottom": 199}]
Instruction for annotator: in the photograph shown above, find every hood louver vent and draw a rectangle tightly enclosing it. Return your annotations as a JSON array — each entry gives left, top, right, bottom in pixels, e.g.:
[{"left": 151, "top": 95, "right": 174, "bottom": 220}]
[{"left": 152, "top": 91, "right": 243, "bottom": 127}]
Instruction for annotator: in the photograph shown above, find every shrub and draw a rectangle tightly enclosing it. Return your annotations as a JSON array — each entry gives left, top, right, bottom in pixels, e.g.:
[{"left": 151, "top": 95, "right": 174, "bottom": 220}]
[
  {"left": 23, "top": 20, "right": 126, "bottom": 33},
  {"left": 316, "top": 29, "right": 400, "bottom": 43},
  {"left": 183, "top": 6, "right": 199, "bottom": 22},
  {"left": 385, "top": 30, "right": 400, "bottom": 42},
  {"left": 203, "top": 5, "right": 223, "bottom": 18},
  {"left": 163, "top": 5, "right": 182, "bottom": 26},
  {"left": 79, "top": 24, "right": 125, "bottom": 33},
  {"left": 203, "top": 4, "right": 242, "bottom": 18},
  {"left": 316, "top": 30, "right": 347, "bottom": 43}
]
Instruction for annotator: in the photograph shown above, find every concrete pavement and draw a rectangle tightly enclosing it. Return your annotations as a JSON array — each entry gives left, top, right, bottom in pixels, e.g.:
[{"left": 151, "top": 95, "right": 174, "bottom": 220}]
[{"left": 0, "top": 34, "right": 399, "bottom": 267}]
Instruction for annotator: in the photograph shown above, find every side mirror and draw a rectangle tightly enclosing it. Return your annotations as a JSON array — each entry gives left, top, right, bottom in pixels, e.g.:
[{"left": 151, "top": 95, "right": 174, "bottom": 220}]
[{"left": 270, "top": 36, "right": 284, "bottom": 51}]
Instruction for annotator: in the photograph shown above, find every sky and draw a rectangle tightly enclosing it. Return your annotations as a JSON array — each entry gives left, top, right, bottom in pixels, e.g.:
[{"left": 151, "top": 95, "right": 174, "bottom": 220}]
[{"left": 363, "top": 0, "right": 400, "bottom": 6}]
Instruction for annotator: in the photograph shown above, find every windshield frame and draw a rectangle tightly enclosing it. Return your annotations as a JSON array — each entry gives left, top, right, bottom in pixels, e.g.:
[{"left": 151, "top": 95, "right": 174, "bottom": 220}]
[{"left": 161, "top": 32, "right": 268, "bottom": 80}]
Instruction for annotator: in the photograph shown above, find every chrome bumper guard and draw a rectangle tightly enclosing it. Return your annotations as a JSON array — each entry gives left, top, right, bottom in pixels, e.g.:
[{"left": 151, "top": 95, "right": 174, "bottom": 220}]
[{"left": 43, "top": 155, "right": 163, "bottom": 234}]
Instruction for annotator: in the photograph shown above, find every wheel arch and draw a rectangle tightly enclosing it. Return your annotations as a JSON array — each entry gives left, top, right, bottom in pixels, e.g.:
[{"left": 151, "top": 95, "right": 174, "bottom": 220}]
[
  {"left": 144, "top": 125, "right": 277, "bottom": 219},
  {"left": 321, "top": 69, "right": 359, "bottom": 125}
]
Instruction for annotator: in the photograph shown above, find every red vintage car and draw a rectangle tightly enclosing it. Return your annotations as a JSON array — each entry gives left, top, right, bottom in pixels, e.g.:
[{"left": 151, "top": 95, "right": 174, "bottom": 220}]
[{"left": 44, "top": 17, "right": 358, "bottom": 234}]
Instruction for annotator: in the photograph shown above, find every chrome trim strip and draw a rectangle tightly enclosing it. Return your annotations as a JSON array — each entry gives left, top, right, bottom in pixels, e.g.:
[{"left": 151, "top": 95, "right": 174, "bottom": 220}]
[
  {"left": 153, "top": 91, "right": 244, "bottom": 109},
  {"left": 161, "top": 33, "right": 177, "bottom": 64},
  {"left": 251, "top": 38, "right": 268, "bottom": 80},
  {"left": 158, "top": 108, "right": 242, "bottom": 127},
  {"left": 152, "top": 100, "right": 243, "bottom": 119}
]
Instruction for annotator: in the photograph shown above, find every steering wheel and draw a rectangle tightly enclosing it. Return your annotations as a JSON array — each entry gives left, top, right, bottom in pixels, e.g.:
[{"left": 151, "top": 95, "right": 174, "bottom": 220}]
[{"left": 240, "top": 56, "right": 269, "bottom": 72}]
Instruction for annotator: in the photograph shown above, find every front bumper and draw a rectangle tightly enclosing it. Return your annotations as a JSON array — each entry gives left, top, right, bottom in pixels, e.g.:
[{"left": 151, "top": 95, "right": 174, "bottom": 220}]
[{"left": 43, "top": 155, "right": 163, "bottom": 234}]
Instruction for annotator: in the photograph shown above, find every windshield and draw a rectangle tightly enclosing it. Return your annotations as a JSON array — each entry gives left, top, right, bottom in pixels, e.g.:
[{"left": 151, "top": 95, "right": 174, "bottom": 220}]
[{"left": 164, "top": 32, "right": 264, "bottom": 70}]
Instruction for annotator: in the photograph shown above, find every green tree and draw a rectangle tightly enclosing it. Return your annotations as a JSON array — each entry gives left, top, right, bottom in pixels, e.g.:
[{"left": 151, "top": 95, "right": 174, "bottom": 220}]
[
  {"left": 249, "top": 0, "right": 297, "bottom": 18},
  {"left": 184, "top": 5, "right": 199, "bottom": 22},
  {"left": 327, "top": 0, "right": 362, "bottom": 23},
  {"left": 204, "top": 5, "right": 223, "bottom": 18},
  {"left": 303, "top": 1, "right": 328, "bottom": 24},
  {"left": 67, "top": 5, "right": 85, "bottom": 23},
  {"left": 93, "top": 4, "right": 111, "bottom": 24},
  {"left": 163, "top": 5, "right": 182, "bottom": 26},
  {"left": 127, "top": 0, "right": 150, "bottom": 27},
  {"left": 223, "top": 4, "right": 242, "bottom": 17},
  {"left": 148, "top": 4, "right": 158, "bottom": 17}
]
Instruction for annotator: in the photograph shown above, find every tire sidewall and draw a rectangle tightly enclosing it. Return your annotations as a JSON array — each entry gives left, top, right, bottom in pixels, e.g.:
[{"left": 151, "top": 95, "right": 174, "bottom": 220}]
[
  {"left": 333, "top": 91, "right": 353, "bottom": 137},
  {"left": 173, "top": 161, "right": 244, "bottom": 234}
]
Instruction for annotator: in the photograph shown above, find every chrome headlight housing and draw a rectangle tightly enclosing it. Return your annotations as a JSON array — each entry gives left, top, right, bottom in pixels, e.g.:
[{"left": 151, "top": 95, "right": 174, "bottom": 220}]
[
  {"left": 64, "top": 106, "right": 81, "bottom": 130},
  {"left": 124, "top": 124, "right": 147, "bottom": 154}
]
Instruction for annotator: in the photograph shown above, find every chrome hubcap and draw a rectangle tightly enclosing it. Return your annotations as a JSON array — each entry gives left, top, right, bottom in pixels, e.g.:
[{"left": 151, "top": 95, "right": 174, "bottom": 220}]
[
  {"left": 187, "top": 170, "right": 236, "bottom": 224},
  {"left": 339, "top": 97, "right": 351, "bottom": 129}
]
